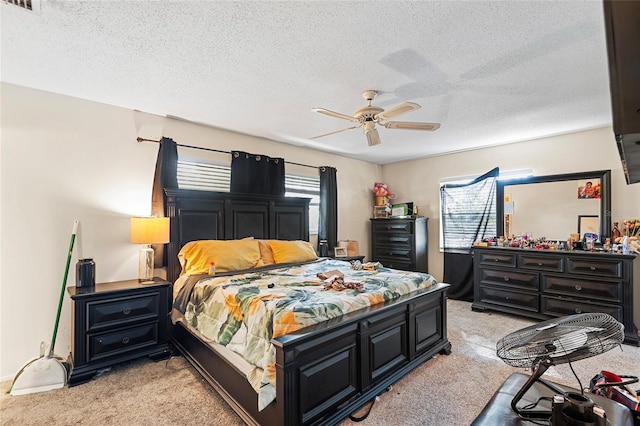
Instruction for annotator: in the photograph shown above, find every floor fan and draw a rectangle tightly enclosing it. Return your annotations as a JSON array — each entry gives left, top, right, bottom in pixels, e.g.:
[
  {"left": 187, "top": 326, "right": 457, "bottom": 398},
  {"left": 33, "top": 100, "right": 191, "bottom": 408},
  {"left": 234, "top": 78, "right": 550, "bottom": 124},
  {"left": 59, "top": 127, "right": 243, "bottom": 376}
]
[{"left": 496, "top": 313, "right": 624, "bottom": 424}]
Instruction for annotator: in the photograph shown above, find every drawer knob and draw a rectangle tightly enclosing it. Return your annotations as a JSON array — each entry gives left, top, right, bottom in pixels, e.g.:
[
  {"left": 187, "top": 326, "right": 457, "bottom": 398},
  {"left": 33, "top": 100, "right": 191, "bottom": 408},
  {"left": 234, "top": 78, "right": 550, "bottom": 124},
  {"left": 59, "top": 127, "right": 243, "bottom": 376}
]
[
  {"left": 575, "top": 308, "right": 582, "bottom": 314},
  {"left": 537, "top": 262, "right": 543, "bottom": 266},
  {"left": 575, "top": 285, "right": 582, "bottom": 291},
  {"left": 122, "top": 308, "right": 131, "bottom": 315},
  {"left": 590, "top": 266, "right": 596, "bottom": 271},
  {"left": 122, "top": 337, "right": 130, "bottom": 344},
  {"left": 505, "top": 296, "right": 509, "bottom": 300},
  {"left": 503, "top": 276, "right": 510, "bottom": 282},
  {"left": 494, "top": 258, "right": 500, "bottom": 262}
]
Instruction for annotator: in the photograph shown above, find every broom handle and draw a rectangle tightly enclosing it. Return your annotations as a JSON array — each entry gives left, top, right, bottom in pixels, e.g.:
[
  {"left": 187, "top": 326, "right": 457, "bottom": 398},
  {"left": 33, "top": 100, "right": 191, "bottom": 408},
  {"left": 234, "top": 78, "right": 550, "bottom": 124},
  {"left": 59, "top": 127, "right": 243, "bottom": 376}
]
[{"left": 49, "top": 220, "right": 78, "bottom": 358}]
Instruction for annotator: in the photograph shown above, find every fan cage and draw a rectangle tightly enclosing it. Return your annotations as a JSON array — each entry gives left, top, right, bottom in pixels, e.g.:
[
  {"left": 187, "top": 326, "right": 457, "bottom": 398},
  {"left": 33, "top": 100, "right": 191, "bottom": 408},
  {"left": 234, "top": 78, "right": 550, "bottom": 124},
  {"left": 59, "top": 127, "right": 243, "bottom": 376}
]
[{"left": 497, "top": 313, "right": 624, "bottom": 368}]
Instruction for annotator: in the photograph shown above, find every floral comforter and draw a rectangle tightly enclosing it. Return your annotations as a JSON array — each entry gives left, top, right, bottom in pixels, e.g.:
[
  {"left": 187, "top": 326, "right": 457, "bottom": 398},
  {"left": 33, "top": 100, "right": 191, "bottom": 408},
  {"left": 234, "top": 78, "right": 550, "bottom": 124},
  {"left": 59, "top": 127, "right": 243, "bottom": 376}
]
[{"left": 173, "top": 258, "right": 437, "bottom": 410}]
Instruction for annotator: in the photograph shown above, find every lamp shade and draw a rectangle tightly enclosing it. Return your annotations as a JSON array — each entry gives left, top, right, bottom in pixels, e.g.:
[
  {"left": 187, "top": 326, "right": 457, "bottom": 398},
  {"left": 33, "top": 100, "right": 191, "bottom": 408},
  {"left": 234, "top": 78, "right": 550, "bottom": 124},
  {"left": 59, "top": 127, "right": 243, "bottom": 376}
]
[{"left": 130, "top": 217, "right": 170, "bottom": 244}]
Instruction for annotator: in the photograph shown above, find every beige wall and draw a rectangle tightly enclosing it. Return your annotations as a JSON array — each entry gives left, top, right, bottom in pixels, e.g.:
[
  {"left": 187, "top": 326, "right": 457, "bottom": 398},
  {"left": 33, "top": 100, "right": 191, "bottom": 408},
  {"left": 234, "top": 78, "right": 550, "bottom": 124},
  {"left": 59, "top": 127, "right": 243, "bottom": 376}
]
[
  {"left": 0, "top": 83, "right": 380, "bottom": 379},
  {"left": 1, "top": 83, "right": 639, "bottom": 380}
]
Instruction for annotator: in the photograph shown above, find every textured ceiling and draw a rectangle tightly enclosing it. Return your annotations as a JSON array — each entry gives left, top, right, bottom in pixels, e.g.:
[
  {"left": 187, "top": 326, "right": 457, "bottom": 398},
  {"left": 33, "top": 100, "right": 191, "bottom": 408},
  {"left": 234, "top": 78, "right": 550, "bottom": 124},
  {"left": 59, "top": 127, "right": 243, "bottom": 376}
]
[{"left": 1, "top": 1, "right": 613, "bottom": 164}]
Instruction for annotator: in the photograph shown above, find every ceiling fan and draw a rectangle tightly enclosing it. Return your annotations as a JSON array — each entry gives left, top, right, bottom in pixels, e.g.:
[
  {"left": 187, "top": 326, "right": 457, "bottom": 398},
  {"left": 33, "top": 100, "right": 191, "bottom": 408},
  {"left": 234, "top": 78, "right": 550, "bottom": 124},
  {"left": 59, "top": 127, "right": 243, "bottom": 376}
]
[{"left": 311, "top": 90, "right": 440, "bottom": 146}]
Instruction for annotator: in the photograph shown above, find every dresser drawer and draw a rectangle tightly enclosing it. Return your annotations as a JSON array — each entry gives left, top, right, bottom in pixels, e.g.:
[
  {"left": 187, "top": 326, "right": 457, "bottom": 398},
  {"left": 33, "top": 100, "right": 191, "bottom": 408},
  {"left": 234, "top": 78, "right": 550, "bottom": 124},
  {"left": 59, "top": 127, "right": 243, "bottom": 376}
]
[
  {"left": 477, "top": 251, "right": 517, "bottom": 268},
  {"left": 87, "top": 293, "right": 160, "bottom": 331},
  {"left": 518, "top": 254, "right": 563, "bottom": 272},
  {"left": 542, "top": 276, "right": 623, "bottom": 303},
  {"left": 372, "top": 233, "right": 413, "bottom": 248},
  {"left": 88, "top": 322, "right": 159, "bottom": 362},
  {"left": 477, "top": 286, "right": 539, "bottom": 313},
  {"left": 373, "top": 255, "right": 412, "bottom": 271},
  {"left": 372, "top": 220, "right": 413, "bottom": 234},
  {"left": 478, "top": 268, "right": 539, "bottom": 290},
  {"left": 541, "top": 296, "right": 623, "bottom": 323},
  {"left": 566, "top": 258, "right": 623, "bottom": 278},
  {"left": 373, "top": 246, "right": 412, "bottom": 260}
]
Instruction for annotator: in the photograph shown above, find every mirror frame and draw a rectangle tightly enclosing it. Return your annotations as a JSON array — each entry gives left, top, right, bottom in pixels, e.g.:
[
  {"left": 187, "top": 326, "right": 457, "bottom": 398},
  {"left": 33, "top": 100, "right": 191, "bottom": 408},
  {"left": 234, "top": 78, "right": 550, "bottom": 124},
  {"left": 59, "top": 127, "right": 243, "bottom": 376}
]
[{"left": 496, "top": 170, "right": 611, "bottom": 240}]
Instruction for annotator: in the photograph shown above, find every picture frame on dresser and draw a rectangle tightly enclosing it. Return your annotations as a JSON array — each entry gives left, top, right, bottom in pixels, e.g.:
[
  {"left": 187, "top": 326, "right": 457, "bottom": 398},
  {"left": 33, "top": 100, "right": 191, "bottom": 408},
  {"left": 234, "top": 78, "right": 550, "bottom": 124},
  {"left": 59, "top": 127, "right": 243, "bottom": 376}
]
[
  {"left": 334, "top": 247, "right": 347, "bottom": 257},
  {"left": 578, "top": 215, "right": 599, "bottom": 240}
]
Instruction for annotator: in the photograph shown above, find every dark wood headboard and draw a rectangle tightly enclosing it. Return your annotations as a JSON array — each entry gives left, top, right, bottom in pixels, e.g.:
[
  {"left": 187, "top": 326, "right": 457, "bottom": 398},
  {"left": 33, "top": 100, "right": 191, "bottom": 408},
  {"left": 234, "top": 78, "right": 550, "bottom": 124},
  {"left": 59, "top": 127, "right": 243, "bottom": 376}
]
[{"left": 164, "top": 189, "right": 310, "bottom": 282}]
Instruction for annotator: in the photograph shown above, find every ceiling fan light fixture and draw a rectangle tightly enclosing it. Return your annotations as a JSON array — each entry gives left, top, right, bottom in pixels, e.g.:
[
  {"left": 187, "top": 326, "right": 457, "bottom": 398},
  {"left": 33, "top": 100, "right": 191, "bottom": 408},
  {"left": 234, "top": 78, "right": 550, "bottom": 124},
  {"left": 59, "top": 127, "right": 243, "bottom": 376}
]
[{"left": 366, "top": 127, "right": 381, "bottom": 146}]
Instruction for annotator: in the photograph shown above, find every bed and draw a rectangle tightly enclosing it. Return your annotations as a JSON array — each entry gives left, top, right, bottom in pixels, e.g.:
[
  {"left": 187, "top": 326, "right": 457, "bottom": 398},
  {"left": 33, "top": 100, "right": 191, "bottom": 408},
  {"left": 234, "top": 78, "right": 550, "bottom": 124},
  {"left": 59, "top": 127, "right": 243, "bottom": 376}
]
[{"left": 165, "top": 189, "right": 451, "bottom": 425}]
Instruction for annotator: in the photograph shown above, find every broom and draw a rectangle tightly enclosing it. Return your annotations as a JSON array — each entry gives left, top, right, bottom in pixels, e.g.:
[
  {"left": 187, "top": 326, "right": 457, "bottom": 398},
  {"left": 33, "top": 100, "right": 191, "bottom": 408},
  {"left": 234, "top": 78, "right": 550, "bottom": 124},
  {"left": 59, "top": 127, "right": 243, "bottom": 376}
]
[{"left": 8, "top": 220, "right": 78, "bottom": 395}]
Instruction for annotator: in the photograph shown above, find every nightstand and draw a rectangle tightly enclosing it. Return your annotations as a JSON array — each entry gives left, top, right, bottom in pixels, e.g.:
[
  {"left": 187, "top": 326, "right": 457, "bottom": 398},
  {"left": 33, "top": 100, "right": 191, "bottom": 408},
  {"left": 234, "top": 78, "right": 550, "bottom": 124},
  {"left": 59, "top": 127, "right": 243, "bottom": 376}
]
[{"left": 66, "top": 277, "right": 172, "bottom": 386}]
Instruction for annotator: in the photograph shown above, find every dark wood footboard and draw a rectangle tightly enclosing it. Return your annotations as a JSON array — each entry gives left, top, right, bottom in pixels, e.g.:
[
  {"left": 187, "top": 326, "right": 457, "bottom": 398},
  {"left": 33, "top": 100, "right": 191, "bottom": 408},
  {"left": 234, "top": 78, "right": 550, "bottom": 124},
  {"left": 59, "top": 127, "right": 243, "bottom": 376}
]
[{"left": 170, "top": 283, "right": 450, "bottom": 425}]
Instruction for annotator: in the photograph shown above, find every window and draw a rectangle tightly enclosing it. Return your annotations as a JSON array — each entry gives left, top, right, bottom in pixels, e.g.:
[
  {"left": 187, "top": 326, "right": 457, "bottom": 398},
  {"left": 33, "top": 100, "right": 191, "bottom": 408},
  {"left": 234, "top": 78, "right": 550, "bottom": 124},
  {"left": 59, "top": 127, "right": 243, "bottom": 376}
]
[
  {"left": 177, "top": 161, "right": 230, "bottom": 192},
  {"left": 177, "top": 160, "right": 320, "bottom": 233},
  {"left": 439, "top": 169, "right": 499, "bottom": 252},
  {"left": 284, "top": 174, "right": 320, "bottom": 234},
  {"left": 438, "top": 168, "right": 532, "bottom": 251}
]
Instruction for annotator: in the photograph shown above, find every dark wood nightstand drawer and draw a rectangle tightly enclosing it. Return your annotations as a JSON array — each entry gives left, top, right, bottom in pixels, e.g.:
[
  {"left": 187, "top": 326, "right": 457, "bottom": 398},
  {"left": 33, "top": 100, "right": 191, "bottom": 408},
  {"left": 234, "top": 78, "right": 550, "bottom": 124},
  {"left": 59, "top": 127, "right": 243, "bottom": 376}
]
[
  {"left": 87, "top": 293, "right": 160, "bottom": 331},
  {"left": 88, "top": 323, "right": 159, "bottom": 362}
]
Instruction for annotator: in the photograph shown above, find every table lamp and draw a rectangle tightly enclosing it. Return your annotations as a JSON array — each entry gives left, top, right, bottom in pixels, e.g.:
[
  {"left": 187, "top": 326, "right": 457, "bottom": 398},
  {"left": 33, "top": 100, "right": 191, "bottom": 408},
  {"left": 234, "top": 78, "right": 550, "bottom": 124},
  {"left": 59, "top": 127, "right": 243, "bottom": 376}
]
[{"left": 130, "top": 217, "right": 170, "bottom": 283}]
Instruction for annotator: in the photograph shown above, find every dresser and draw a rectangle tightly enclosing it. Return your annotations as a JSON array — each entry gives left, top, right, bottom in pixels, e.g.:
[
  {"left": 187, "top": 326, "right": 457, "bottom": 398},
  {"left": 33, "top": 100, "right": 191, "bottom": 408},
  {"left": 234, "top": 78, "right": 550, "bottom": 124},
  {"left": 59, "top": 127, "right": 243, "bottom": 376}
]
[
  {"left": 370, "top": 216, "right": 428, "bottom": 273},
  {"left": 67, "top": 277, "right": 172, "bottom": 385},
  {"left": 472, "top": 247, "right": 638, "bottom": 345}
]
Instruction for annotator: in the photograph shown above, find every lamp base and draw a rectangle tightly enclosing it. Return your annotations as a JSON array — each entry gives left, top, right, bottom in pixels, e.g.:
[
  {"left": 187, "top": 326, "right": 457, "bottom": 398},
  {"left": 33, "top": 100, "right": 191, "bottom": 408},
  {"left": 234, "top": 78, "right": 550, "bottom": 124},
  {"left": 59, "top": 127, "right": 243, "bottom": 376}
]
[{"left": 138, "top": 245, "right": 154, "bottom": 283}]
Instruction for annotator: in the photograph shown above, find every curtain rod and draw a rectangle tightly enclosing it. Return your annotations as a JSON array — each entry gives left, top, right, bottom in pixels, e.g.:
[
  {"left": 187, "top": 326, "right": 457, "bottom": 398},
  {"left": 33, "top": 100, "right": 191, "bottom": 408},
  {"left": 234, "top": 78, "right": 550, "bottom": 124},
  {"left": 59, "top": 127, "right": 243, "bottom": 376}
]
[{"left": 137, "top": 137, "right": 319, "bottom": 170}]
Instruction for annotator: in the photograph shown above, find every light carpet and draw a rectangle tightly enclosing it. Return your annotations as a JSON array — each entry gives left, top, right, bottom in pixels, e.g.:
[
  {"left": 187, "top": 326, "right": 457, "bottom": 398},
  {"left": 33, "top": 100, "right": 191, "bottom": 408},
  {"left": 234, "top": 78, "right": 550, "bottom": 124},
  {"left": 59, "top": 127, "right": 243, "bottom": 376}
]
[{"left": 2, "top": 300, "right": 638, "bottom": 425}]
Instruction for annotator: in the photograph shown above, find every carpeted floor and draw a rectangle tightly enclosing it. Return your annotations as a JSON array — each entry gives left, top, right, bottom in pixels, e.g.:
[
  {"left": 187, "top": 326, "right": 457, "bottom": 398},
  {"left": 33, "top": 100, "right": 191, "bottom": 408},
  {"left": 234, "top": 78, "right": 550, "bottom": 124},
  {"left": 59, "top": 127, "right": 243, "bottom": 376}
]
[{"left": 2, "top": 300, "right": 638, "bottom": 425}]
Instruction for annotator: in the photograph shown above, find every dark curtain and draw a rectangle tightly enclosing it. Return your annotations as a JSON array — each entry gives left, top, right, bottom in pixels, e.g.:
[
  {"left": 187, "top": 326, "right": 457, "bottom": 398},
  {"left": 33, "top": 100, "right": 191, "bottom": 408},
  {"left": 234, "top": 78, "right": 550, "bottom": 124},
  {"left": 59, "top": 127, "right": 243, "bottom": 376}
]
[
  {"left": 318, "top": 166, "right": 338, "bottom": 256},
  {"left": 230, "top": 151, "right": 285, "bottom": 195},
  {"left": 150, "top": 137, "right": 178, "bottom": 267},
  {"left": 441, "top": 167, "right": 499, "bottom": 300},
  {"left": 443, "top": 253, "right": 475, "bottom": 301}
]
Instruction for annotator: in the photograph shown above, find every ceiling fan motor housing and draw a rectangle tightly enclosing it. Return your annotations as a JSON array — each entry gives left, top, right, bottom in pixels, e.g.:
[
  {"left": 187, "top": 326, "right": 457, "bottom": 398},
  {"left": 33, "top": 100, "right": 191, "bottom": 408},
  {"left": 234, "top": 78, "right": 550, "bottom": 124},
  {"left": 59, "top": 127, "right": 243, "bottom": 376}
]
[{"left": 355, "top": 106, "right": 384, "bottom": 123}]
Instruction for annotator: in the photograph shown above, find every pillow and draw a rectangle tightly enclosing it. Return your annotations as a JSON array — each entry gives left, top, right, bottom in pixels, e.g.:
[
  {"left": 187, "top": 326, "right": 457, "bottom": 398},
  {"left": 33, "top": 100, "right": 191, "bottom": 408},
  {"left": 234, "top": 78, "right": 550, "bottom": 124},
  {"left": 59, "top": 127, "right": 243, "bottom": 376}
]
[
  {"left": 258, "top": 240, "right": 276, "bottom": 265},
  {"left": 268, "top": 240, "right": 318, "bottom": 264},
  {"left": 178, "top": 239, "right": 261, "bottom": 275}
]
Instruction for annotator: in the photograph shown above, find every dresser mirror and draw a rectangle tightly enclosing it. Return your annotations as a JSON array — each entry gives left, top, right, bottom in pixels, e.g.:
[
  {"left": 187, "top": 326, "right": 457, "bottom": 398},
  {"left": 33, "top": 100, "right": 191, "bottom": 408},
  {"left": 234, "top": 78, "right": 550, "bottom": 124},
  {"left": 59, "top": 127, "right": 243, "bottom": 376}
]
[{"left": 496, "top": 170, "right": 611, "bottom": 242}]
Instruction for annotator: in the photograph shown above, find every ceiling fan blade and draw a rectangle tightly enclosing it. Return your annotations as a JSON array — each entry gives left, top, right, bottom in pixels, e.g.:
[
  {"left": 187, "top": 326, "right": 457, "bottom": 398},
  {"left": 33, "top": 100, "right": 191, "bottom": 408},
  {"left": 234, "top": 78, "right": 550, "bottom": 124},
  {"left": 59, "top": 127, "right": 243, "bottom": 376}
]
[
  {"left": 309, "top": 125, "right": 360, "bottom": 140},
  {"left": 383, "top": 121, "right": 441, "bottom": 131},
  {"left": 312, "top": 108, "right": 359, "bottom": 123},
  {"left": 366, "top": 128, "right": 381, "bottom": 146},
  {"left": 375, "top": 102, "right": 421, "bottom": 121}
]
